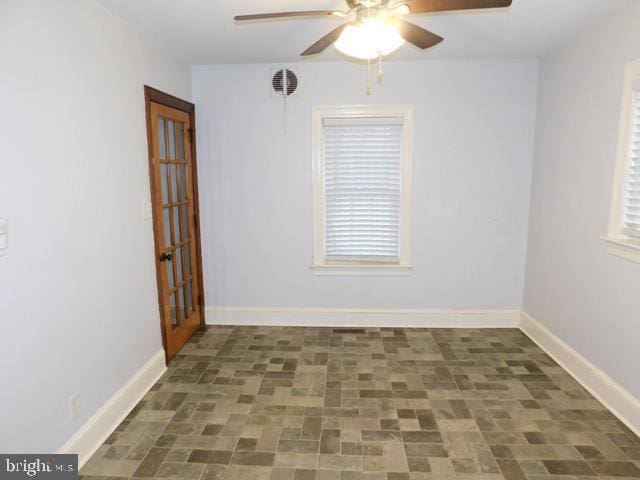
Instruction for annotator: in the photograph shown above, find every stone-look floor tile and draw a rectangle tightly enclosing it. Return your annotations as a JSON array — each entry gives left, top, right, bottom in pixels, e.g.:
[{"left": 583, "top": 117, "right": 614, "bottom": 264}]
[
  {"left": 295, "top": 469, "right": 318, "bottom": 480},
  {"left": 386, "top": 474, "right": 410, "bottom": 480},
  {"left": 319, "top": 454, "right": 363, "bottom": 471},
  {"left": 224, "top": 465, "right": 272, "bottom": 480},
  {"left": 279, "top": 440, "right": 320, "bottom": 454},
  {"left": 271, "top": 467, "right": 296, "bottom": 480},
  {"left": 342, "top": 442, "right": 383, "bottom": 456},
  {"left": 201, "top": 464, "right": 226, "bottom": 480},
  {"left": 518, "top": 459, "right": 548, "bottom": 475},
  {"left": 79, "top": 326, "right": 640, "bottom": 480},
  {"left": 202, "top": 424, "right": 224, "bottom": 436},
  {"left": 380, "top": 420, "right": 400, "bottom": 431},
  {"left": 401, "top": 431, "right": 443, "bottom": 444},
  {"left": 80, "top": 459, "right": 141, "bottom": 478},
  {"left": 303, "top": 417, "right": 323, "bottom": 440},
  {"left": 321, "top": 429, "right": 341, "bottom": 454},
  {"left": 155, "top": 461, "right": 204, "bottom": 479},
  {"left": 620, "top": 446, "right": 640, "bottom": 461},
  {"left": 295, "top": 453, "right": 320, "bottom": 469},
  {"left": 213, "top": 436, "right": 239, "bottom": 450},
  {"left": 383, "top": 439, "right": 410, "bottom": 473},
  {"left": 318, "top": 470, "right": 340, "bottom": 480},
  {"left": 542, "top": 460, "right": 597, "bottom": 476},
  {"left": 452, "top": 458, "right": 477, "bottom": 474},
  {"left": 363, "top": 455, "right": 386, "bottom": 472},
  {"left": 162, "top": 449, "right": 189, "bottom": 463},
  {"left": 588, "top": 460, "right": 640, "bottom": 477},
  {"left": 230, "top": 451, "right": 276, "bottom": 466},
  {"left": 132, "top": 447, "right": 169, "bottom": 477},
  {"left": 155, "top": 435, "right": 177, "bottom": 448},
  {"left": 427, "top": 457, "right": 454, "bottom": 475},
  {"left": 187, "top": 449, "right": 232, "bottom": 465},
  {"left": 407, "top": 457, "right": 430, "bottom": 472},
  {"left": 236, "top": 437, "right": 259, "bottom": 451},
  {"left": 496, "top": 459, "right": 528, "bottom": 480},
  {"left": 576, "top": 445, "right": 606, "bottom": 461},
  {"left": 102, "top": 445, "right": 131, "bottom": 460},
  {"left": 257, "top": 426, "right": 282, "bottom": 452},
  {"left": 404, "top": 443, "right": 448, "bottom": 458}
]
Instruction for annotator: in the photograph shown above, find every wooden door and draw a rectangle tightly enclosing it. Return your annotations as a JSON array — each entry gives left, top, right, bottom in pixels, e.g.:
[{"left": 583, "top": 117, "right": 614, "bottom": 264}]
[{"left": 145, "top": 88, "right": 204, "bottom": 361}]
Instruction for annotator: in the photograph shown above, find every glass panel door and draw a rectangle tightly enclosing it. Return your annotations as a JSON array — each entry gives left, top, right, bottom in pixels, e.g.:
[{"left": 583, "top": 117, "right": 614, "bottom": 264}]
[{"left": 149, "top": 100, "right": 202, "bottom": 360}]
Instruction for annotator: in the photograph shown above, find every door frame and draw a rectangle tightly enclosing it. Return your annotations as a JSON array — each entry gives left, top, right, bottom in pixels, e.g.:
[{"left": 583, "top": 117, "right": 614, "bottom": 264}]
[{"left": 144, "top": 85, "right": 206, "bottom": 363}]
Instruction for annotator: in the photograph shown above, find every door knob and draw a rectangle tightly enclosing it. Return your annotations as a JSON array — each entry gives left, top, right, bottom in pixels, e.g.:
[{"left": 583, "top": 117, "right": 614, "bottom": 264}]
[{"left": 160, "top": 252, "right": 173, "bottom": 262}]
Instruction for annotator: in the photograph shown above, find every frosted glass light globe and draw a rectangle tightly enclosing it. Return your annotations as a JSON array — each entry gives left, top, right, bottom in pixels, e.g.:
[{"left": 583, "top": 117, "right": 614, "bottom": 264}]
[{"left": 335, "top": 18, "right": 405, "bottom": 60}]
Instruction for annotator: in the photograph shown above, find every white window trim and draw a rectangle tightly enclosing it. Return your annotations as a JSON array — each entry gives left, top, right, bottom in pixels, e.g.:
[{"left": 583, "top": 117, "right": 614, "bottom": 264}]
[
  {"left": 311, "top": 104, "right": 413, "bottom": 276},
  {"left": 604, "top": 59, "right": 640, "bottom": 264}
]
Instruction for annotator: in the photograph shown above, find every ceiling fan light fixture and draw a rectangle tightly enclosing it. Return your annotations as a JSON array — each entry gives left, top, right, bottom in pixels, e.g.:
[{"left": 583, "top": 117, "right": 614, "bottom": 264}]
[{"left": 334, "top": 18, "right": 405, "bottom": 60}]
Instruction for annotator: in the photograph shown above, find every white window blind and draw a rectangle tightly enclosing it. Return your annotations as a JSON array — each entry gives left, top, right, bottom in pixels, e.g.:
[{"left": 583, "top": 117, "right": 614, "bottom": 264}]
[
  {"left": 323, "top": 117, "right": 403, "bottom": 260},
  {"left": 623, "top": 90, "right": 640, "bottom": 237}
]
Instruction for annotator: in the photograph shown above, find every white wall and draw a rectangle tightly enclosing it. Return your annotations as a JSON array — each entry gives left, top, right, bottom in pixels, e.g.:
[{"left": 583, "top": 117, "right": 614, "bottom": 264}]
[
  {"left": 0, "top": 0, "right": 191, "bottom": 451},
  {"left": 524, "top": 2, "right": 640, "bottom": 399},
  {"left": 193, "top": 60, "right": 538, "bottom": 310}
]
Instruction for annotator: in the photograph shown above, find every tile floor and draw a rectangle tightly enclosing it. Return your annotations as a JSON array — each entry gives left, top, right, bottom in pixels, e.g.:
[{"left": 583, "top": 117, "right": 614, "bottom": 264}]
[{"left": 80, "top": 326, "right": 640, "bottom": 479}]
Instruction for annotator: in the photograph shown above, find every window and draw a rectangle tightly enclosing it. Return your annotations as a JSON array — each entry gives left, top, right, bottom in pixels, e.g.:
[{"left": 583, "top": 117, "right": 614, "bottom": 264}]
[
  {"left": 623, "top": 90, "right": 640, "bottom": 237},
  {"left": 605, "top": 59, "right": 640, "bottom": 263},
  {"left": 312, "top": 105, "right": 412, "bottom": 275}
]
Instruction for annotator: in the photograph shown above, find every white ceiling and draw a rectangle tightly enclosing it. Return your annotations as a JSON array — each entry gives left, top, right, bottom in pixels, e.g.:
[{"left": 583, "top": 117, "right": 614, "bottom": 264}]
[{"left": 98, "top": 0, "right": 633, "bottom": 64}]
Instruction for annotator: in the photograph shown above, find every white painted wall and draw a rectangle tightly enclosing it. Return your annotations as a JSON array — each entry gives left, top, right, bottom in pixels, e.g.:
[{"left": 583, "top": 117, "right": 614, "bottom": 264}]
[
  {"left": 523, "top": 2, "right": 640, "bottom": 399},
  {"left": 193, "top": 60, "right": 539, "bottom": 310},
  {"left": 0, "top": 0, "right": 190, "bottom": 451}
]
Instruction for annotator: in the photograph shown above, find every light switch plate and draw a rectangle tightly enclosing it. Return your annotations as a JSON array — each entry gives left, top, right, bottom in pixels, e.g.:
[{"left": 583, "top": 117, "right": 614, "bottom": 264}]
[
  {"left": 0, "top": 218, "right": 7, "bottom": 256},
  {"left": 141, "top": 201, "right": 153, "bottom": 220}
]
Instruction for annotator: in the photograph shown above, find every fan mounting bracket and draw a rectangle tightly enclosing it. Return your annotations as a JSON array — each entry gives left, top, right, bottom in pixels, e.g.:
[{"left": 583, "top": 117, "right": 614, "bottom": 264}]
[{"left": 348, "top": 0, "right": 386, "bottom": 9}]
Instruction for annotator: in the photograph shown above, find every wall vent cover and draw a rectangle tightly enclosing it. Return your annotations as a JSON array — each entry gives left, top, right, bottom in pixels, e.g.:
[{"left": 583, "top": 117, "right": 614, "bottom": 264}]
[{"left": 271, "top": 68, "right": 298, "bottom": 98}]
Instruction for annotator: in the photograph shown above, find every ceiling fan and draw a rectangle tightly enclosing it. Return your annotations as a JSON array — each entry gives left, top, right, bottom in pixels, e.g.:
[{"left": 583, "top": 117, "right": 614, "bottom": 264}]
[{"left": 234, "top": 0, "right": 513, "bottom": 60}]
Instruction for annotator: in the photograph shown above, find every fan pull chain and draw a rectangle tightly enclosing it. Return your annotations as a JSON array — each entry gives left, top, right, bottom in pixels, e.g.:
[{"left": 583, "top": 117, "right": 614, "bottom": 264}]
[
  {"left": 283, "top": 87, "right": 288, "bottom": 134},
  {"left": 365, "top": 5, "right": 373, "bottom": 93},
  {"left": 365, "top": 52, "right": 385, "bottom": 95}
]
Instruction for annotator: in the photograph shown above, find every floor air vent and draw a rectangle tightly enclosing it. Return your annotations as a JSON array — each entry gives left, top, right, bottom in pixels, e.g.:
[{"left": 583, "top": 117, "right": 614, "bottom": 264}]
[{"left": 332, "top": 328, "right": 366, "bottom": 334}]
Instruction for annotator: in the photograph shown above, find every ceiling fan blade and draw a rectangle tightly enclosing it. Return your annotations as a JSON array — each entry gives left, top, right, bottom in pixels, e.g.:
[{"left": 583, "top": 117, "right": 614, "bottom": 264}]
[
  {"left": 301, "top": 24, "right": 350, "bottom": 56},
  {"left": 389, "top": 18, "right": 443, "bottom": 49},
  {"left": 400, "top": 0, "right": 512, "bottom": 14},
  {"left": 235, "top": 11, "right": 340, "bottom": 21}
]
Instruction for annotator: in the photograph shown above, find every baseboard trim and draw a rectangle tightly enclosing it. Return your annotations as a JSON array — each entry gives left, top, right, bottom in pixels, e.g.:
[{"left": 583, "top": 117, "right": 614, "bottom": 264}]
[
  {"left": 205, "top": 307, "right": 521, "bottom": 328},
  {"left": 58, "top": 350, "right": 167, "bottom": 468},
  {"left": 520, "top": 311, "right": 640, "bottom": 437}
]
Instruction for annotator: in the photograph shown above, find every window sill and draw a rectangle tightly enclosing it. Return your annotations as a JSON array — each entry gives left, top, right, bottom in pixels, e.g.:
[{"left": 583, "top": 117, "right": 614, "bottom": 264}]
[
  {"left": 602, "top": 236, "right": 640, "bottom": 264},
  {"left": 311, "top": 263, "right": 413, "bottom": 276}
]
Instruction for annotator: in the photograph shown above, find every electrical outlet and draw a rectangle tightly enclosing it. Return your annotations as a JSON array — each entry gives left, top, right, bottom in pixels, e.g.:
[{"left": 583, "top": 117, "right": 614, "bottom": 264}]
[{"left": 69, "top": 392, "right": 80, "bottom": 420}]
